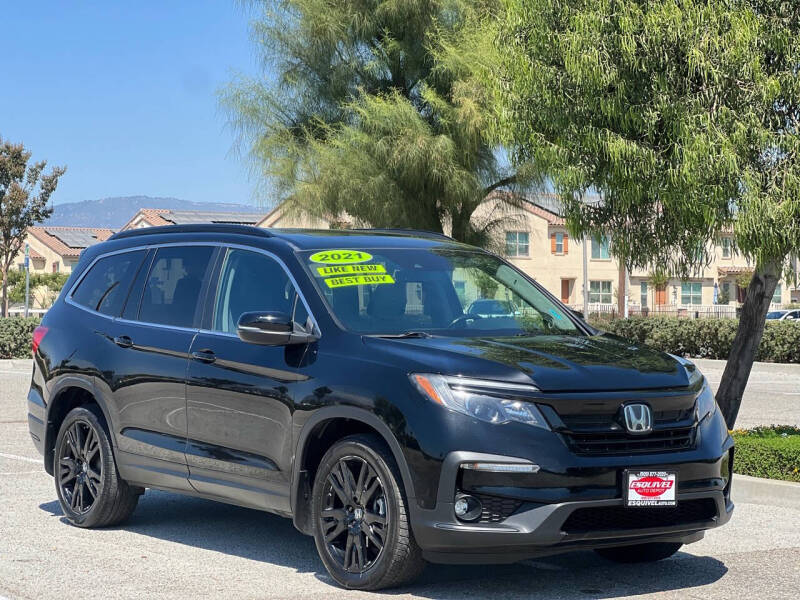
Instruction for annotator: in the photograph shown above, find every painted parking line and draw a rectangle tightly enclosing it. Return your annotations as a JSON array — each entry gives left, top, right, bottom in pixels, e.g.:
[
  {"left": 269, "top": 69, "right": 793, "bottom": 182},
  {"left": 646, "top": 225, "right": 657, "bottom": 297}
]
[{"left": 0, "top": 452, "right": 40, "bottom": 463}]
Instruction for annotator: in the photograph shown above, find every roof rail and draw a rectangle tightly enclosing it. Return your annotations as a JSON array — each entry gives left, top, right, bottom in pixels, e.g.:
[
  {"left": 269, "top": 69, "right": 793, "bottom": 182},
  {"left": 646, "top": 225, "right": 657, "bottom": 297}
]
[
  {"left": 350, "top": 228, "right": 454, "bottom": 240},
  {"left": 109, "top": 223, "right": 273, "bottom": 241}
]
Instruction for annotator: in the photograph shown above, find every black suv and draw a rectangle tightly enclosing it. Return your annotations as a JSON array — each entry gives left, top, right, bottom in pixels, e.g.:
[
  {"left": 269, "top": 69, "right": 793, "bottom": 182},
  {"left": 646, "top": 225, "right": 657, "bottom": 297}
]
[{"left": 27, "top": 225, "right": 733, "bottom": 590}]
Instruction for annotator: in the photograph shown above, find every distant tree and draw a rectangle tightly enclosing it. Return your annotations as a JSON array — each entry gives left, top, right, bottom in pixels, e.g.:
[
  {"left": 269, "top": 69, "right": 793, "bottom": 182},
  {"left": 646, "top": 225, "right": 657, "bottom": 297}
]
[
  {"left": 0, "top": 138, "right": 65, "bottom": 316},
  {"left": 222, "top": 0, "right": 532, "bottom": 248},
  {"left": 494, "top": 0, "right": 800, "bottom": 427}
]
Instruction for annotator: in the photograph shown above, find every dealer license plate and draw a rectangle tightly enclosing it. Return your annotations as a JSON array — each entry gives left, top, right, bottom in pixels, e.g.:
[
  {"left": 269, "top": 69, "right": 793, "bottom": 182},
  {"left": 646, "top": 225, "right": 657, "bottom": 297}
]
[{"left": 624, "top": 470, "right": 677, "bottom": 507}]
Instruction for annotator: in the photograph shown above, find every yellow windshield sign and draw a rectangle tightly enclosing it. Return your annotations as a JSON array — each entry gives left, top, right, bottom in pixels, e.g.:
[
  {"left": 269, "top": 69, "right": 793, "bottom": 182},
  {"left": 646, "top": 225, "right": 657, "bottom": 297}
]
[
  {"left": 316, "top": 264, "right": 386, "bottom": 277},
  {"left": 309, "top": 250, "right": 373, "bottom": 264},
  {"left": 324, "top": 274, "right": 395, "bottom": 288}
]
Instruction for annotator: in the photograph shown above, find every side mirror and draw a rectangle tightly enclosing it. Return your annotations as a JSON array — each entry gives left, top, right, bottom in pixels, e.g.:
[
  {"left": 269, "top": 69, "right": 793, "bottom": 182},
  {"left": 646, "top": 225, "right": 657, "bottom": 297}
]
[
  {"left": 236, "top": 311, "right": 318, "bottom": 346},
  {"left": 570, "top": 308, "right": 585, "bottom": 320}
]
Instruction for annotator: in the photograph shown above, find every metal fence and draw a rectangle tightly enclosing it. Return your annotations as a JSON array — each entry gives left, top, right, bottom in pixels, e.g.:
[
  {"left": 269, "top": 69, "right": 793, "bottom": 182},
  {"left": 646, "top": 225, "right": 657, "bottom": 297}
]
[{"left": 572, "top": 304, "right": 741, "bottom": 320}]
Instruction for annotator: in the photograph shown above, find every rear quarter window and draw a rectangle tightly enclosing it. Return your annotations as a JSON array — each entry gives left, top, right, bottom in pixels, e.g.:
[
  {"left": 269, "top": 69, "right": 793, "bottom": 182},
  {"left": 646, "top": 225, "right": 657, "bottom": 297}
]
[{"left": 70, "top": 250, "right": 147, "bottom": 316}]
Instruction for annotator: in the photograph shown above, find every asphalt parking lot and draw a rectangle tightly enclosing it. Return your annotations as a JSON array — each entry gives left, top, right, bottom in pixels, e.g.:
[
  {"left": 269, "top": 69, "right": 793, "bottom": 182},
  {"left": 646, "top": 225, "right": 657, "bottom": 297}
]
[{"left": 1, "top": 359, "right": 798, "bottom": 599}]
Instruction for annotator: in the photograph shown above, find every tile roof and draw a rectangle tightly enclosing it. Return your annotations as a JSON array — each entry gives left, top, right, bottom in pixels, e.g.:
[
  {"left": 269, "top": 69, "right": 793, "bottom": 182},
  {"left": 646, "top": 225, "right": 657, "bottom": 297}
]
[
  {"left": 27, "top": 226, "right": 115, "bottom": 258},
  {"left": 718, "top": 266, "right": 754, "bottom": 275}
]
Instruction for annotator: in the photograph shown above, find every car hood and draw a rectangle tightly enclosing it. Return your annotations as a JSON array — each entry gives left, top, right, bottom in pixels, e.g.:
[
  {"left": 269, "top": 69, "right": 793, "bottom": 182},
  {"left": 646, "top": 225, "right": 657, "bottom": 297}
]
[{"left": 362, "top": 333, "right": 690, "bottom": 392}]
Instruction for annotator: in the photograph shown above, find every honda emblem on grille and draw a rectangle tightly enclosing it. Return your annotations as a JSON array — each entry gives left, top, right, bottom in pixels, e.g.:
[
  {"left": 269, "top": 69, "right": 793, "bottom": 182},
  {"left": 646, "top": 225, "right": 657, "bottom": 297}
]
[{"left": 623, "top": 404, "right": 652, "bottom": 434}]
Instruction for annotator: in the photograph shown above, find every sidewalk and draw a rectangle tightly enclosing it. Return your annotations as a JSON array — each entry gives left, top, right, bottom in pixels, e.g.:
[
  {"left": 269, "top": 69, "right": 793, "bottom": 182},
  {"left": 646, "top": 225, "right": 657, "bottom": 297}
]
[{"left": 0, "top": 359, "right": 32, "bottom": 372}]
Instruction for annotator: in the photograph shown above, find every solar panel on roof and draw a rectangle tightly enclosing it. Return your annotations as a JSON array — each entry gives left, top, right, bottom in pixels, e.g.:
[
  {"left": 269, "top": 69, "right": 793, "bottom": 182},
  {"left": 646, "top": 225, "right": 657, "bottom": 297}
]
[
  {"left": 46, "top": 229, "right": 98, "bottom": 248},
  {"left": 163, "top": 211, "right": 265, "bottom": 225}
]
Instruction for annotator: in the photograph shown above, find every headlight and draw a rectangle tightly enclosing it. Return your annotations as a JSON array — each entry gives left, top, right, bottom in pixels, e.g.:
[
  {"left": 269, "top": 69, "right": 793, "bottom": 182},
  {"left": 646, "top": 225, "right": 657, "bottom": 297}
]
[
  {"left": 697, "top": 381, "right": 717, "bottom": 421},
  {"left": 410, "top": 374, "right": 550, "bottom": 429}
]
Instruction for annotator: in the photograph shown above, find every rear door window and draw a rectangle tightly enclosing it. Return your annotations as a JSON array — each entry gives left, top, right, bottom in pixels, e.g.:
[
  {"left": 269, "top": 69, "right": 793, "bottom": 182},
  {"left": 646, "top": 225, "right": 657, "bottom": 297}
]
[
  {"left": 71, "top": 250, "right": 147, "bottom": 317},
  {"left": 138, "top": 246, "right": 215, "bottom": 328}
]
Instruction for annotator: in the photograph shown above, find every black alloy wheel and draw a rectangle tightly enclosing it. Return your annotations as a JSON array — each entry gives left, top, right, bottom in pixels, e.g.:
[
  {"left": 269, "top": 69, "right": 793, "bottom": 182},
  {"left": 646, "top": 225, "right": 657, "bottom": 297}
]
[
  {"left": 311, "top": 434, "right": 425, "bottom": 590},
  {"left": 54, "top": 406, "right": 140, "bottom": 528},
  {"left": 319, "top": 455, "right": 388, "bottom": 573},
  {"left": 58, "top": 420, "right": 102, "bottom": 514}
]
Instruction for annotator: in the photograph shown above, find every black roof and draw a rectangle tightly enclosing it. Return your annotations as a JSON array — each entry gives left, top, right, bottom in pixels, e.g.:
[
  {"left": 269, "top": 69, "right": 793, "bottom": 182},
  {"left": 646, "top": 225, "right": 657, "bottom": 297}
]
[{"left": 110, "top": 224, "right": 466, "bottom": 250}]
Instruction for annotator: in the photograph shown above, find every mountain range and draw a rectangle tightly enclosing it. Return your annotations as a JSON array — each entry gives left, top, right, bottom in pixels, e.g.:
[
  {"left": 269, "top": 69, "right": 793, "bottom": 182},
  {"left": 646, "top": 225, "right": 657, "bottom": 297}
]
[{"left": 43, "top": 196, "right": 268, "bottom": 229}]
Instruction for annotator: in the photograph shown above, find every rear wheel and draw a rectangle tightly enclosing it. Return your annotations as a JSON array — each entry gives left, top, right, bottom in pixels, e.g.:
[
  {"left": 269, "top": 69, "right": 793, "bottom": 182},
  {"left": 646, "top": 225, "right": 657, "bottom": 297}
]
[
  {"left": 54, "top": 406, "right": 139, "bottom": 528},
  {"left": 311, "top": 434, "right": 425, "bottom": 590},
  {"left": 595, "top": 542, "right": 682, "bottom": 563}
]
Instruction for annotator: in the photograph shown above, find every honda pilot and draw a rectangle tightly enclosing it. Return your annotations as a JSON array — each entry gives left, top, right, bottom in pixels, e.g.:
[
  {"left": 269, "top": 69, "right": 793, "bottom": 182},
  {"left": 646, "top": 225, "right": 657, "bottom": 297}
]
[{"left": 27, "top": 225, "right": 733, "bottom": 590}]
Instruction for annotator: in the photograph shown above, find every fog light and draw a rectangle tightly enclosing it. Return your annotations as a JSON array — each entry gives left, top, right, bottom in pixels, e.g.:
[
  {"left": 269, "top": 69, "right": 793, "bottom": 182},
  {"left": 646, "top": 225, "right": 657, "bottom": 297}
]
[{"left": 454, "top": 493, "right": 482, "bottom": 522}]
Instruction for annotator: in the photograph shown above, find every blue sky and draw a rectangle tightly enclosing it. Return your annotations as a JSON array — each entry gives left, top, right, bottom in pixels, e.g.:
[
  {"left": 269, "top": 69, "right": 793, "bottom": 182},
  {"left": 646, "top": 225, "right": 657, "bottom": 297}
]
[{"left": 3, "top": 1, "right": 264, "bottom": 208}]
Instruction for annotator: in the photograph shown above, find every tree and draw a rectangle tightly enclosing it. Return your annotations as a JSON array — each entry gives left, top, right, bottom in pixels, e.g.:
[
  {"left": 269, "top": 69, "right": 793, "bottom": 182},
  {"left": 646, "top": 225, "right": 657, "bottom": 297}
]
[
  {"left": 0, "top": 138, "right": 65, "bottom": 317},
  {"left": 494, "top": 0, "right": 800, "bottom": 427},
  {"left": 222, "top": 0, "right": 530, "bottom": 248}
]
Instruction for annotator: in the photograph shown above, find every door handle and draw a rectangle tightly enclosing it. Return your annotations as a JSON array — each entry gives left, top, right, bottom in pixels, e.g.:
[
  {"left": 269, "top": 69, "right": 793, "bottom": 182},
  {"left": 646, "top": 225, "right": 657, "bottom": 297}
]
[
  {"left": 113, "top": 336, "right": 133, "bottom": 349},
  {"left": 191, "top": 349, "right": 216, "bottom": 364}
]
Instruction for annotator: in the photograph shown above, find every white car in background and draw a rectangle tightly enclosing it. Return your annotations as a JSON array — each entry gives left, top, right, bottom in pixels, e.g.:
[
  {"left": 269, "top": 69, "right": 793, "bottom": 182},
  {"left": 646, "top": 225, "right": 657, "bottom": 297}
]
[{"left": 766, "top": 309, "right": 800, "bottom": 321}]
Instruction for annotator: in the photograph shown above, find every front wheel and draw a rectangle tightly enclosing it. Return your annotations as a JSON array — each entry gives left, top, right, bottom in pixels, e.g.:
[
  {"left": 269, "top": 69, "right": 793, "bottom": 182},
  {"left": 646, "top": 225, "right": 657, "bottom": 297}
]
[
  {"left": 54, "top": 406, "right": 140, "bottom": 528},
  {"left": 311, "top": 434, "right": 425, "bottom": 590},
  {"left": 595, "top": 542, "right": 682, "bottom": 563}
]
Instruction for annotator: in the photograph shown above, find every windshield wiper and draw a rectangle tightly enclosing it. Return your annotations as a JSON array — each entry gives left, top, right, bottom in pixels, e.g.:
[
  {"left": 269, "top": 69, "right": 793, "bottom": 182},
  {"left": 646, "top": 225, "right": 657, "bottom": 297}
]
[{"left": 371, "top": 331, "right": 432, "bottom": 339}]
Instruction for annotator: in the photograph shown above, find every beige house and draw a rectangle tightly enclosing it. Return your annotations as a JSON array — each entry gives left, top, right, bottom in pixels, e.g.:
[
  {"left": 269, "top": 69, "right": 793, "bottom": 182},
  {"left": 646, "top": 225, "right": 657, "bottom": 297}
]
[
  {"left": 121, "top": 208, "right": 269, "bottom": 231},
  {"left": 260, "top": 196, "right": 798, "bottom": 311},
  {"left": 14, "top": 226, "right": 115, "bottom": 275}
]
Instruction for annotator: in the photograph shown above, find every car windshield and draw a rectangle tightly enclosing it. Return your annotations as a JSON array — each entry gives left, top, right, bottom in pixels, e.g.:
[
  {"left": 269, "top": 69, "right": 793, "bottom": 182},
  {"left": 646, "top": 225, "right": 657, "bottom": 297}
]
[
  {"left": 766, "top": 311, "right": 785, "bottom": 319},
  {"left": 300, "top": 247, "right": 581, "bottom": 336}
]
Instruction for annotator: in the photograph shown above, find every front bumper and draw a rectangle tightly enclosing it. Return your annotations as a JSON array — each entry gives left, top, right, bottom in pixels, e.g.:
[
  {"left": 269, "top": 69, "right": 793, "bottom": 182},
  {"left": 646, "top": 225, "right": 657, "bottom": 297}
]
[{"left": 410, "top": 439, "right": 734, "bottom": 564}]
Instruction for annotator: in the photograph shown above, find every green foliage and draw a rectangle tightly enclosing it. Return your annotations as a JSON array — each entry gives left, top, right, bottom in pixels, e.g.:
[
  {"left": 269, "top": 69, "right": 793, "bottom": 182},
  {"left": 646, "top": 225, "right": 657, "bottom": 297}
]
[
  {"left": 223, "top": 0, "right": 529, "bottom": 248},
  {"left": 0, "top": 137, "right": 65, "bottom": 316},
  {"left": 496, "top": 0, "right": 800, "bottom": 276},
  {"left": 591, "top": 316, "right": 800, "bottom": 363},
  {"left": 5, "top": 270, "right": 69, "bottom": 305},
  {"left": 732, "top": 426, "right": 800, "bottom": 482},
  {"left": 472, "top": 270, "right": 499, "bottom": 298},
  {"left": 0, "top": 317, "right": 40, "bottom": 359}
]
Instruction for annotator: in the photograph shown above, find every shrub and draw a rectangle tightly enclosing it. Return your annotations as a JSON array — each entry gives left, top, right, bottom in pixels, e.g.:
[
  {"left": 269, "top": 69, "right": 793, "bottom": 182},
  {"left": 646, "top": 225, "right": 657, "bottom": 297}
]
[
  {"left": 589, "top": 316, "right": 800, "bottom": 363},
  {"left": 0, "top": 317, "right": 41, "bottom": 359},
  {"left": 731, "top": 426, "right": 800, "bottom": 482}
]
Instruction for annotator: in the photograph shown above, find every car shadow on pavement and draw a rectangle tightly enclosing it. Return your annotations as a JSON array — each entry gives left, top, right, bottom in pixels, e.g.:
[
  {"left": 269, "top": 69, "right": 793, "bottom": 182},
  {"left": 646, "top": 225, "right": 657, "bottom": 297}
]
[{"left": 40, "top": 491, "right": 728, "bottom": 598}]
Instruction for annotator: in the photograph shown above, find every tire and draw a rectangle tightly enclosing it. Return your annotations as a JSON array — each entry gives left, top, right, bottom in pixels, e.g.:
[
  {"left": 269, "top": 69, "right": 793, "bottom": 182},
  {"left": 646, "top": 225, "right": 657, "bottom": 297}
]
[
  {"left": 53, "top": 406, "right": 140, "bottom": 528},
  {"left": 311, "top": 433, "right": 425, "bottom": 590},
  {"left": 595, "top": 542, "right": 682, "bottom": 563}
]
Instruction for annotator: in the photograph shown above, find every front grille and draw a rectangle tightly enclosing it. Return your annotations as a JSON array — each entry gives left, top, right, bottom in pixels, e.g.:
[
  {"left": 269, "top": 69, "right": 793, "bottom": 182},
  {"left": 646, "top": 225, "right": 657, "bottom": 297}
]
[
  {"left": 562, "top": 498, "right": 718, "bottom": 534},
  {"left": 473, "top": 493, "right": 523, "bottom": 523},
  {"left": 560, "top": 407, "right": 697, "bottom": 456}
]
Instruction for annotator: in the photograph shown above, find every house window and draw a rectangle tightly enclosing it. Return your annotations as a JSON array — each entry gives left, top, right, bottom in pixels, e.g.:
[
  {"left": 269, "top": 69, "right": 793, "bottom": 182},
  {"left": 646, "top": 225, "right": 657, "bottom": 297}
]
[
  {"left": 52, "top": 262, "right": 59, "bottom": 273},
  {"left": 721, "top": 237, "right": 732, "bottom": 259},
  {"left": 505, "top": 232, "right": 529, "bottom": 257},
  {"left": 681, "top": 282, "right": 702, "bottom": 305},
  {"left": 640, "top": 282, "right": 648, "bottom": 307},
  {"left": 772, "top": 283, "right": 782, "bottom": 305},
  {"left": 591, "top": 235, "right": 610, "bottom": 259},
  {"left": 589, "top": 281, "right": 612, "bottom": 304},
  {"left": 555, "top": 232, "right": 564, "bottom": 254},
  {"left": 454, "top": 280, "right": 466, "bottom": 304},
  {"left": 722, "top": 282, "right": 731, "bottom": 304}
]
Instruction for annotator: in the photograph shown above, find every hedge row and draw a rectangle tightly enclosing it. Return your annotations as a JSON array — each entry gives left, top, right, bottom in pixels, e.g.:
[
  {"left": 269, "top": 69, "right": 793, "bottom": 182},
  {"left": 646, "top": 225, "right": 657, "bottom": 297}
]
[
  {"left": 732, "top": 427, "right": 800, "bottom": 482},
  {"left": 589, "top": 316, "right": 800, "bottom": 363},
  {"left": 0, "top": 317, "right": 41, "bottom": 359}
]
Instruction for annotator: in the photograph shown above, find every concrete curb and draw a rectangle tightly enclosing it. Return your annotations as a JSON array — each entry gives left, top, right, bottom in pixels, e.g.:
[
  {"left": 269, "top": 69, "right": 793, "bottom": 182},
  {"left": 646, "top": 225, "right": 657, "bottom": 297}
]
[
  {"left": 0, "top": 358, "right": 33, "bottom": 371},
  {"left": 732, "top": 473, "right": 800, "bottom": 509}
]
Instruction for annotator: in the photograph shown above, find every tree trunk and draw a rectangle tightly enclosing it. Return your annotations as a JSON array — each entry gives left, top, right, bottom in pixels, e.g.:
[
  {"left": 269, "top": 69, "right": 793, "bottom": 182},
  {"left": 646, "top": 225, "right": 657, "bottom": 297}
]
[
  {"left": 1, "top": 268, "right": 8, "bottom": 318},
  {"left": 716, "top": 258, "right": 782, "bottom": 428}
]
